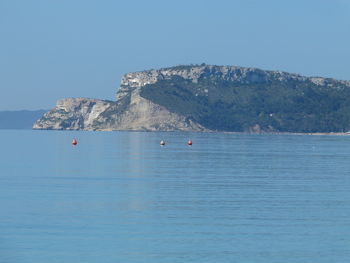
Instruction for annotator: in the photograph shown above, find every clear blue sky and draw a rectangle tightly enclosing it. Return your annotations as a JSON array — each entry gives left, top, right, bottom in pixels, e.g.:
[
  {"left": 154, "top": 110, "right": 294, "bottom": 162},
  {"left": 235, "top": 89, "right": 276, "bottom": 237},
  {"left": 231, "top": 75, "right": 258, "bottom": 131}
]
[{"left": 1, "top": 0, "right": 349, "bottom": 110}]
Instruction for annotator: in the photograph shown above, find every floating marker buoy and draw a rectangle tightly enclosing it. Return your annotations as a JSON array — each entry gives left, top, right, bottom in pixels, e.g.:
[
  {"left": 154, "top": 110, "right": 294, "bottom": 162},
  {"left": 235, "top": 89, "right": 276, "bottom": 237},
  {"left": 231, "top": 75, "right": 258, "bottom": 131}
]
[
  {"left": 72, "top": 138, "right": 77, "bottom": 145},
  {"left": 188, "top": 140, "right": 193, "bottom": 146},
  {"left": 160, "top": 140, "right": 165, "bottom": 146}
]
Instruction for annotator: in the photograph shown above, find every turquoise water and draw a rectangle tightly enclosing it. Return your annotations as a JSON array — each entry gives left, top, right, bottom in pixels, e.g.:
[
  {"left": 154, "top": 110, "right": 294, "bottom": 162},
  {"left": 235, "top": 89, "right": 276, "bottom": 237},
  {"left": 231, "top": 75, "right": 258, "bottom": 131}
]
[{"left": 1, "top": 130, "right": 350, "bottom": 263}]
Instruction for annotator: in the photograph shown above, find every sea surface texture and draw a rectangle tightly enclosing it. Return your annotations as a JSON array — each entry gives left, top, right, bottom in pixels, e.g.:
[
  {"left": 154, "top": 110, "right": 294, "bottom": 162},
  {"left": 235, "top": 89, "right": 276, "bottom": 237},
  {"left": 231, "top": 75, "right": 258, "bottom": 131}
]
[{"left": 1, "top": 130, "right": 350, "bottom": 263}]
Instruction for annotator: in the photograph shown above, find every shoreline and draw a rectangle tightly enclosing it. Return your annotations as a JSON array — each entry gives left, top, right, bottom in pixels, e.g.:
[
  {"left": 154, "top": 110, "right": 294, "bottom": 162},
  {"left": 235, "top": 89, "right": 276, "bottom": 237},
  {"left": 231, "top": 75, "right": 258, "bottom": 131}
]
[
  {"left": 30, "top": 128, "right": 350, "bottom": 136},
  {"left": 221, "top": 131, "right": 350, "bottom": 136}
]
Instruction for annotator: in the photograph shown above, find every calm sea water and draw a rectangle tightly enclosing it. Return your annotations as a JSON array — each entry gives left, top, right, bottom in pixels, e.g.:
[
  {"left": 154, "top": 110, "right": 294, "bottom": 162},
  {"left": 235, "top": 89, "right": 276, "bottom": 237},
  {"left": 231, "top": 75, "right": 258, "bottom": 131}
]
[{"left": 0, "top": 130, "right": 350, "bottom": 263}]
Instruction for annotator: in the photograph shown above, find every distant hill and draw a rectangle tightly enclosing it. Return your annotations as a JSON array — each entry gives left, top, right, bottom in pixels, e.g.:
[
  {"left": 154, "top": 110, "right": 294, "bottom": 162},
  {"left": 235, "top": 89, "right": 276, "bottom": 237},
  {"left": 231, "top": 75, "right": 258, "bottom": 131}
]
[
  {"left": 0, "top": 110, "right": 47, "bottom": 129},
  {"left": 33, "top": 64, "right": 350, "bottom": 133}
]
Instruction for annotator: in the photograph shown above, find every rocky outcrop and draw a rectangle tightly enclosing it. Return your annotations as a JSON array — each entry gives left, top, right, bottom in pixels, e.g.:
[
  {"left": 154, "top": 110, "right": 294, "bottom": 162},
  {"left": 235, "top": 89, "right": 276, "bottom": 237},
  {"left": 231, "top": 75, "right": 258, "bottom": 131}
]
[
  {"left": 121, "top": 65, "right": 350, "bottom": 88},
  {"left": 33, "top": 64, "right": 350, "bottom": 132},
  {"left": 111, "top": 88, "right": 206, "bottom": 131},
  {"left": 33, "top": 90, "right": 206, "bottom": 131},
  {"left": 33, "top": 98, "right": 115, "bottom": 130}
]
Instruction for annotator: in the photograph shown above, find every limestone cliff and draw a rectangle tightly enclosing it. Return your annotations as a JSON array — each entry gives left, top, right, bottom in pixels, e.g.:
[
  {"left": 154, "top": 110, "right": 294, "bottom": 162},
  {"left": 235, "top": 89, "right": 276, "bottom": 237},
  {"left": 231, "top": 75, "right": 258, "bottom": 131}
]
[
  {"left": 33, "top": 90, "right": 205, "bottom": 131},
  {"left": 33, "top": 64, "right": 350, "bottom": 133},
  {"left": 33, "top": 98, "right": 114, "bottom": 130},
  {"left": 120, "top": 65, "right": 350, "bottom": 88}
]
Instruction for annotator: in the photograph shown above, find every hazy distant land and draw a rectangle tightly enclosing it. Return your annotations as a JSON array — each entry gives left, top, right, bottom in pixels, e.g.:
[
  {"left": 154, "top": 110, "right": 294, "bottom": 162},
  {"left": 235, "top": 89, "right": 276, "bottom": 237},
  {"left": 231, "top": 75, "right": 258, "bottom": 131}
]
[{"left": 0, "top": 110, "right": 47, "bottom": 129}]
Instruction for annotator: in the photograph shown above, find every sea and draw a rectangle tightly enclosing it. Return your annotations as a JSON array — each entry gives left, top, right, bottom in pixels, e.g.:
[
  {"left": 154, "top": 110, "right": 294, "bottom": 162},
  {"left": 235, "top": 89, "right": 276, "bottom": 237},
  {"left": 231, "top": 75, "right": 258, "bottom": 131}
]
[{"left": 0, "top": 130, "right": 350, "bottom": 263}]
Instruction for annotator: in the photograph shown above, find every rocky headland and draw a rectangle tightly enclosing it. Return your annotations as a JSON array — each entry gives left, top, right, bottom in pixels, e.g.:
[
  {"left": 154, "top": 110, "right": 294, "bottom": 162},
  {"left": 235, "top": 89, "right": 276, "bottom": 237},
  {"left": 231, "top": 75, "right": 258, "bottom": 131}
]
[{"left": 33, "top": 64, "right": 350, "bottom": 133}]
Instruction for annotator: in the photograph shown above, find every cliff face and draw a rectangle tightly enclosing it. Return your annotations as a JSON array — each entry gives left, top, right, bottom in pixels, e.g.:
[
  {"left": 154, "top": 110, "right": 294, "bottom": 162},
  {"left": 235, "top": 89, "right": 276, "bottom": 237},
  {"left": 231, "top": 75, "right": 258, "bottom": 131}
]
[
  {"left": 33, "top": 98, "right": 114, "bottom": 130},
  {"left": 33, "top": 64, "right": 350, "bottom": 132},
  {"left": 120, "top": 65, "right": 350, "bottom": 88},
  {"left": 33, "top": 89, "right": 205, "bottom": 131}
]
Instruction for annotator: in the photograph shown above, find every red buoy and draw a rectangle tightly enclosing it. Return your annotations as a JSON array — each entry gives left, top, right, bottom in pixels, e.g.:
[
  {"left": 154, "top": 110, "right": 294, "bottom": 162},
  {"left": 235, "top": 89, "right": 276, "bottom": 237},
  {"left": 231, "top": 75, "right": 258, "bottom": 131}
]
[
  {"left": 188, "top": 140, "right": 193, "bottom": 146},
  {"left": 72, "top": 138, "right": 77, "bottom": 145},
  {"left": 160, "top": 140, "right": 165, "bottom": 146}
]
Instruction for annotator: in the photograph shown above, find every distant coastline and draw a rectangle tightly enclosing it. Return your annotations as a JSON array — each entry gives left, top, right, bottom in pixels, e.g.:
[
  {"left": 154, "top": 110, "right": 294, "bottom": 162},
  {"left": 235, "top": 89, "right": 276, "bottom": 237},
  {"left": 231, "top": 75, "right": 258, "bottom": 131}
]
[{"left": 0, "top": 110, "right": 47, "bottom": 129}]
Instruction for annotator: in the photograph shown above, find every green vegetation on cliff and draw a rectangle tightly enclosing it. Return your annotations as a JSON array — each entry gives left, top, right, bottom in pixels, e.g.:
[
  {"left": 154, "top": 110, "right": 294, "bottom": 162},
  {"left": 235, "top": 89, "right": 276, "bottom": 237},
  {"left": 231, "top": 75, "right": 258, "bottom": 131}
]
[{"left": 140, "top": 75, "right": 350, "bottom": 133}]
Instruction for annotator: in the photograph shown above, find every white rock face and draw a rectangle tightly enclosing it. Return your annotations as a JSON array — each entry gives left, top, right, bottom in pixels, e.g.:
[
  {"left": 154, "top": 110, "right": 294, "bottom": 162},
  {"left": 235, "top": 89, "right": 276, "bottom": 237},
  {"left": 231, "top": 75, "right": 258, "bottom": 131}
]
[
  {"left": 121, "top": 65, "right": 350, "bottom": 90},
  {"left": 120, "top": 65, "right": 302, "bottom": 89},
  {"left": 113, "top": 88, "right": 206, "bottom": 131},
  {"left": 33, "top": 90, "right": 206, "bottom": 131},
  {"left": 33, "top": 98, "right": 115, "bottom": 130}
]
